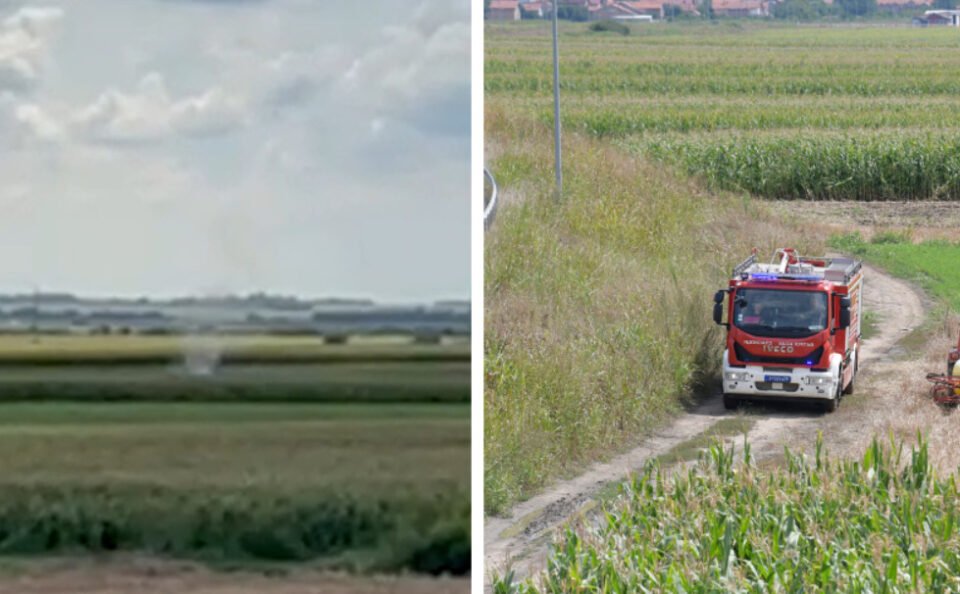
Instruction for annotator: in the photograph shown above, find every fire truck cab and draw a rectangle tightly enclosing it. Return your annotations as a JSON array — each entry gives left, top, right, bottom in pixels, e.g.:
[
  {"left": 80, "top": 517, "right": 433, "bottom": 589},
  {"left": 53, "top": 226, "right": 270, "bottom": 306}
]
[{"left": 714, "top": 248, "right": 863, "bottom": 413}]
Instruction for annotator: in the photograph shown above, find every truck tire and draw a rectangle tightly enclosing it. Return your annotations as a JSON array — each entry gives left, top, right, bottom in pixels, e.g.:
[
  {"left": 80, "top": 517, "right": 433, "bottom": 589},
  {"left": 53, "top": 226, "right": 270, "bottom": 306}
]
[
  {"left": 722, "top": 393, "right": 739, "bottom": 410},
  {"left": 823, "top": 394, "right": 838, "bottom": 413}
]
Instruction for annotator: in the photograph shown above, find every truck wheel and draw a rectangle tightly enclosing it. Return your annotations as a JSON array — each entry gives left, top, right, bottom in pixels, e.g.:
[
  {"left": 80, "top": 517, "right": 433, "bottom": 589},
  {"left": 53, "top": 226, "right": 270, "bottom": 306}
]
[
  {"left": 823, "top": 395, "right": 838, "bottom": 413},
  {"left": 723, "top": 393, "right": 739, "bottom": 410}
]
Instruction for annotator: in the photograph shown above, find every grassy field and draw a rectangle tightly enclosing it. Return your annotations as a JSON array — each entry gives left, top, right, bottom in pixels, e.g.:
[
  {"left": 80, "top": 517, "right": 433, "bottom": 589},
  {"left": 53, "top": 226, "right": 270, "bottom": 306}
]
[
  {"left": 0, "top": 335, "right": 469, "bottom": 403},
  {"left": 0, "top": 402, "right": 468, "bottom": 572},
  {"left": 831, "top": 232, "right": 960, "bottom": 310},
  {"left": 0, "top": 336, "right": 470, "bottom": 575},
  {"left": 494, "top": 438, "right": 960, "bottom": 592},
  {"left": 0, "top": 334, "right": 468, "bottom": 364},
  {"left": 487, "top": 22, "right": 960, "bottom": 201}
]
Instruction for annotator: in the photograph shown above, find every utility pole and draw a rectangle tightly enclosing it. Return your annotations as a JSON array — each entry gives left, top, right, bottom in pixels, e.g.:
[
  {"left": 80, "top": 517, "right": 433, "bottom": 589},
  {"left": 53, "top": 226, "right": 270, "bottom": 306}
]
[{"left": 551, "top": 0, "right": 563, "bottom": 200}]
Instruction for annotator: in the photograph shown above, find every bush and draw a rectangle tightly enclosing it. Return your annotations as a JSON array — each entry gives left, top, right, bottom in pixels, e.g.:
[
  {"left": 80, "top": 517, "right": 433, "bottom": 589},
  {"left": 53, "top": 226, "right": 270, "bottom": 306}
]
[
  {"left": 588, "top": 20, "right": 630, "bottom": 35},
  {"left": 323, "top": 333, "right": 349, "bottom": 345},
  {"left": 871, "top": 229, "right": 912, "bottom": 244}
]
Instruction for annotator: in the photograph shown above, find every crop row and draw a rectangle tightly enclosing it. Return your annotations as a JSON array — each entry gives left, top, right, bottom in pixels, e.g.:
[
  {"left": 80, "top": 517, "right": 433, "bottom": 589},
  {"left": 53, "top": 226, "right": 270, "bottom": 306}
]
[
  {"left": 495, "top": 437, "right": 960, "bottom": 592},
  {"left": 490, "top": 100, "right": 959, "bottom": 136},
  {"left": 0, "top": 485, "right": 469, "bottom": 574},
  {"left": 487, "top": 74, "right": 960, "bottom": 97},
  {"left": 639, "top": 132, "right": 960, "bottom": 201}
]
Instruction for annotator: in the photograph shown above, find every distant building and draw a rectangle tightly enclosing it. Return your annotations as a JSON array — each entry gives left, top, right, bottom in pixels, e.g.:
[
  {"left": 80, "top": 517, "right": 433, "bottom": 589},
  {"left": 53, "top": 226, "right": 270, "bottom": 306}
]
[
  {"left": 488, "top": 0, "right": 521, "bottom": 20},
  {"left": 519, "top": 1, "right": 549, "bottom": 18},
  {"left": 916, "top": 8, "right": 960, "bottom": 24},
  {"left": 711, "top": 0, "right": 770, "bottom": 17},
  {"left": 617, "top": 0, "right": 667, "bottom": 17}
]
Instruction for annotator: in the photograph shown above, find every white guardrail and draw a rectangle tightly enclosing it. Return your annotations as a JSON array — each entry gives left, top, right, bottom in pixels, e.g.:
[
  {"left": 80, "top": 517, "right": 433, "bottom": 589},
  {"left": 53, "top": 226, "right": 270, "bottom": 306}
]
[{"left": 483, "top": 167, "right": 498, "bottom": 231}]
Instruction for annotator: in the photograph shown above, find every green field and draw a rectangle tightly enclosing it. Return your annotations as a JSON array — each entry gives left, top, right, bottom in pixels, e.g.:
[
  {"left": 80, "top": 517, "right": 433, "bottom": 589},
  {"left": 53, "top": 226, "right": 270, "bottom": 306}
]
[
  {"left": 487, "top": 22, "right": 960, "bottom": 201},
  {"left": 0, "top": 334, "right": 468, "bottom": 364},
  {"left": 0, "top": 335, "right": 469, "bottom": 403},
  {"left": 0, "top": 336, "right": 470, "bottom": 574},
  {"left": 831, "top": 232, "right": 960, "bottom": 310}
]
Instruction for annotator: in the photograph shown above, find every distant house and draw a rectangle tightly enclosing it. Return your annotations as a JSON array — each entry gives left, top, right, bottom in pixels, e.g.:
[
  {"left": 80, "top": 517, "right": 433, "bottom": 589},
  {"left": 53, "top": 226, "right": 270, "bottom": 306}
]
[
  {"left": 596, "top": 0, "right": 668, "bottom": 19},
  {"left": 877, "top": 0, "right": 933, "bottom": 12},
  {"left": 520, "top": 1, "right": 548, "bottom": 18},
  {"left": 488, "top": 0, "right": 521, "bottom": 20},
  {"left": 619, "top": 0, "right": 667, "bottom": 17},
  {"left": 711, "top": 0, "right": 770, "bottom": 16},
  {"left": 918, "top": 8, "right": 960, "bottom": 24}
]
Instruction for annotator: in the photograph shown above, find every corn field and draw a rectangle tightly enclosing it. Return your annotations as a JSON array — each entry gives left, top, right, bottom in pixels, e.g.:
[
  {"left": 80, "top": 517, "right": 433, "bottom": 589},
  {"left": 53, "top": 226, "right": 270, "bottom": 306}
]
[
  {"left": 494, "top": 436, "right": 960, "bottom": 593},
  {"left": 486, "top": 22, "right": 960, "bottom": 201}
]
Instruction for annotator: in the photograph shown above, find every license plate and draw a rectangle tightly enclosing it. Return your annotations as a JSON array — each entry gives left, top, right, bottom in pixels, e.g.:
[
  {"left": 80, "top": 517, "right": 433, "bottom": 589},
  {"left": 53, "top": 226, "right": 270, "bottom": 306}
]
[
  {"left": 765, "top": 375, "right": 791, "bottom": 383},
  {"left": 771, "top": 382, "right": 783, "bottom": 390}
]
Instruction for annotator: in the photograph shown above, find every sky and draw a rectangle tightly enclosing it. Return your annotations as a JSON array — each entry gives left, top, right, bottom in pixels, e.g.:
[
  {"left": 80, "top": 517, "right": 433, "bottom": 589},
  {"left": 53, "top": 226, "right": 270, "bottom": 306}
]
[{"left": 0, "top": 0, "right": 470, "bottom": 302}]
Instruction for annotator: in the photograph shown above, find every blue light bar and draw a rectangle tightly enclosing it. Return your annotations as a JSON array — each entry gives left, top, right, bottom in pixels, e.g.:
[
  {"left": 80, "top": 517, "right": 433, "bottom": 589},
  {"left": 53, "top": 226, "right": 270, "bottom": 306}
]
[{"left": 748, "top": 273, "right": 821, "bottom": 282}]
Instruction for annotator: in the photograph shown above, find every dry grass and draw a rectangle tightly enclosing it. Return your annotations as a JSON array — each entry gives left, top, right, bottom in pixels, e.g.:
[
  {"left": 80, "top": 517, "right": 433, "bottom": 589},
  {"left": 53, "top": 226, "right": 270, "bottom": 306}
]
[
  {"left": 793, "top": 201, "right": 960, "bottom": 244},
  {"left": 807, "top": 314, "right": 960, "bottom": 473},
  {"left": 484, "top": 106, "right": 826, "bottom": 513}
]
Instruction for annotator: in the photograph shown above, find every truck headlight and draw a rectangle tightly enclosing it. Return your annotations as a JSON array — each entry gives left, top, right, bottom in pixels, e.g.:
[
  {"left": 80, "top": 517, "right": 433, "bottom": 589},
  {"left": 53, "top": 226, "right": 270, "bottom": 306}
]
[
  {"left": 805, "top": 376, "right": 832, "bottom": 386},
  {"left": 724, "top": 371, "right": 750, "bottom": 382}
]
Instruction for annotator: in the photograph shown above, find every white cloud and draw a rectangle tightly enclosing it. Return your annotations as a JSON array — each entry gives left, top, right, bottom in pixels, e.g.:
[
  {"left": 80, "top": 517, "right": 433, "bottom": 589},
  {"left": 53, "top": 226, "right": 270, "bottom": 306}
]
[
  {"left": 73, "top": 72, "right": 245, "bottom": 142},
  {"left": 171, "top": 87, "right": 244, "bottom": 135},
  {"left": 329, "top": 5, "right": 468, "bottom": 135},
  {"left": 0, "top": 5, "right": 62, "bottom": 92},
  {"left": 14, "top": 102, "right": 60, "bottom": 140},
  {"left": 0, "top": 0, "right": 469, "bottom": 300}
]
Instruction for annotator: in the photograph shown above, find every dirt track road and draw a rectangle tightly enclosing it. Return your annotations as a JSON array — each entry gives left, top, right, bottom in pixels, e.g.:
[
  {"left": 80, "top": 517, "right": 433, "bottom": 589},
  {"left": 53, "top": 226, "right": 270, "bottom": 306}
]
[
  {"left": 0, "top": 559, "right": 467, "bottom": 594},
  {"left": 484, "top": 263, "right": 925, "bottom": 586}
]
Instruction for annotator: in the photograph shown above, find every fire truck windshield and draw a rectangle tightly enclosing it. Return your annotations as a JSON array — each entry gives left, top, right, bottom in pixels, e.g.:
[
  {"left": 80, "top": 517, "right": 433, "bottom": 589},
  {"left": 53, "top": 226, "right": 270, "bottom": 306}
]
[{"left": 733, "top": 289, "right": 828, "bottom": 338}]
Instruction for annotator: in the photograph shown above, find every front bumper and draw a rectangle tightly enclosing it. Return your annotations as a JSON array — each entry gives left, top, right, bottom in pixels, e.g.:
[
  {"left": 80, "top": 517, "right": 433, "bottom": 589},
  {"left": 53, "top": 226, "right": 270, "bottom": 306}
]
[{"left": 722, "top": 350, "right": 838, "bottom": 401}]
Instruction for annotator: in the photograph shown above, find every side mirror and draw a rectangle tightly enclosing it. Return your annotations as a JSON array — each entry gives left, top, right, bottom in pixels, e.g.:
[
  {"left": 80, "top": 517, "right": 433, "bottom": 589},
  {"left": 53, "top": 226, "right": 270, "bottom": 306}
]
[
  {"left": 838, "top": 296, "right": 851, "bottom": 330},
  {"left": 713, "top": 290, "right": 725, "bottom": 304},
  {"left": 713, "top": 302, "right": 723, "bottom": 325}
]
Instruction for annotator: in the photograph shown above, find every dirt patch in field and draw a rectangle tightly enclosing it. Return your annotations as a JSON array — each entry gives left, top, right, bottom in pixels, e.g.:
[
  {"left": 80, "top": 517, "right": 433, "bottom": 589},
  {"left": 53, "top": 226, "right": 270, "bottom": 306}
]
[
  {"left": 809, "top": 315, "right": 960, "bottom": 472},
  {"left": 792, "top": 200, "right": 960, "bottom": 242},
  {"left": 0, "top": 558, "right": 467, "bottom": 594}
]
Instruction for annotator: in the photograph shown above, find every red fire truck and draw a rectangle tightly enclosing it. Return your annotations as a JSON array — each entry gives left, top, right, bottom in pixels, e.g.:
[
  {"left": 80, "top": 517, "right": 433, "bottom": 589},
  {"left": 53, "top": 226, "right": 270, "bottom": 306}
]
[{"left": 714, "top": 248, "right": 863, "bottom": 412}]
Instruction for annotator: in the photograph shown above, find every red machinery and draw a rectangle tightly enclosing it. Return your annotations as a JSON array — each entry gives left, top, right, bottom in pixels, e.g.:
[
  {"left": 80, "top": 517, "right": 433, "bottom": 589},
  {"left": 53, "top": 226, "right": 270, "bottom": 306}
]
[{"left": 925, "top": 331, "right": 960, "bottom": 407}]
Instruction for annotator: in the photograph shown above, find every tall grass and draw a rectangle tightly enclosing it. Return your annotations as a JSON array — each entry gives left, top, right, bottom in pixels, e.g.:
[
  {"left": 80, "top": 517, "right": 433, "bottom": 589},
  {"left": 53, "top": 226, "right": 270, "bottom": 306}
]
[
  {"left": 484, "top": 110, "right": 823, "bottom": 513},
  {"left": 495, "top": 437, "right": 960, "bottom": 592}
]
